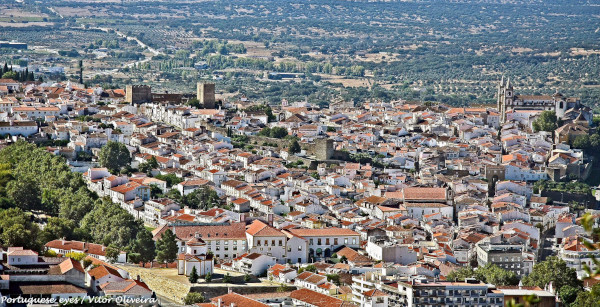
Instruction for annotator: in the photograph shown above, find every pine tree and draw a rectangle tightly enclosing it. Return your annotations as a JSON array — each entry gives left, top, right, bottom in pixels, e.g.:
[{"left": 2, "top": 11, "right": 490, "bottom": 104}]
[
  {"left": 156, "top": 229, "right": 178, "bottom": 264},
  {"left": 289, "top": 139, "right": 301, "bottom": 154},
  {"left": 189, "top": 266, "right": 199, "bottom": 283},
  {"left": 132, "top": 229, "right": 156, "bottom": 266}
]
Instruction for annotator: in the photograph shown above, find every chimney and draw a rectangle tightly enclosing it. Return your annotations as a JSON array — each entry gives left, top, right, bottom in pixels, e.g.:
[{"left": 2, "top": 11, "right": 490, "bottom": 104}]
[{"left": 137, "top": 275, "right": 141, "bottom": 281}]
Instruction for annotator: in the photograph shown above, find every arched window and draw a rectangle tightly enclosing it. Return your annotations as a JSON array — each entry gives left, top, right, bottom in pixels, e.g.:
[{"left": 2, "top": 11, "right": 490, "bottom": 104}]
[{"left": 559, "top": 101, "right": 564, "bottom": 109}]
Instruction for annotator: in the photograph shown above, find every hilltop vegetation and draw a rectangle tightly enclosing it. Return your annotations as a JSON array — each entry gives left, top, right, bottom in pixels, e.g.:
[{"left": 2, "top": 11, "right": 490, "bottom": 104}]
[
  {"left": 1, "top": 0, "right": 599, "bottom": 107},
  {"left": 0, "top": 141, "right": 145, "bottom": 252}
]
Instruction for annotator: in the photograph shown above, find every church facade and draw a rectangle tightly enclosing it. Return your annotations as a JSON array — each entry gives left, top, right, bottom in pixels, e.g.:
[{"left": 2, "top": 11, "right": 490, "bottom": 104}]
[{"left": 497, "top": 77, "right": 582, "bottom": 123}]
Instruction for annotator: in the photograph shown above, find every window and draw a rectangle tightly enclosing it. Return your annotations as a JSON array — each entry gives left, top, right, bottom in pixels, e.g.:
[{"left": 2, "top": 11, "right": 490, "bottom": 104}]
[
  {"left": 353, "top": 238, "right": 356, "bottom": 244},
  {"left": 334, "top": 238, "right": 338, "bottom": 245},
  {"left": 310, "top": 239, "right": 313, "bottom": 245},
  {"left": 318, "top": 238, "right": 322, "bottom": 245},
  {"left": 279, "top": 240, "right": 283, "bottom": 246},
  {"left": 216, "top": 247, "right": 220, "bottom": 251},
  {"left": 298, "top": 246, "right": 302, "bottom": 251},
  {"left": 344, "top": 238, "right": 348, "bottom": 244},
  {"left": 272, "top": 240, "right": 275, "bottom": 246},
  {"left": 326, "top": 238, "right": 330, "bottom": 245}
]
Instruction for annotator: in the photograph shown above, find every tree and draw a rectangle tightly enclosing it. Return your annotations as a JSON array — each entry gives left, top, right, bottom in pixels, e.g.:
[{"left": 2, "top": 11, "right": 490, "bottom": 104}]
[
  {"left": 39, "top": 217, "right": 77, "bottom": 243},
  {"left": 180, "top": 186, "right": 220, "bottom": 210},
  {"left": 340, "top": 255, "right": 348, "bottom": 263},
  {"left": 223, "top": 273, "right": 231, "bottom": 283},
  {"left": 189, "top": 266, "right": 199, "bottom": 283},
  {"left": 7, "top": 178, "right": 41, "bottom": 211},
  {"left": 65, "top": 252, "right": 87, "bottom": 261},
  {"left": 1, "top": 71, "right": 17, "bottom": 80},
  {"left": 590, "top": 134, "right": 600, "bottom": 149},
  {"left": 105, "top": 244, "right": 120, "bottom": 263},
  {"left": 132, "top": 229, "right": 156, "bottom": 266},
  {"left": 326, "top": 274, "right": 341, "bottom": 286},
  {"left": 269, "top": 127, "right": 288, "bottom": 138},
  {"left": 82, "top": 258, "right": 93, "bottom": 269},
  {"left": 522, "top": 256, "right": 582, "bottom": 293},
  {"left": 244, "top": 273, "right": 252, "bottom": 282},
  {"left": 80, "top": 199, "right": 144, "bottom": 248},
  {"left": 277, "top": 283, "right": 291, "bottom": 292},
  {"left": 156, "top": 229, "right": 178, "bottom": 264},
  {"left": 149, "top": 184, "right": 163, "bottom": 198},
  {"left": 183, "top": 292, "right": 205, "bottom": 305},
  {"left": 139, "top": 156, "right": 158, "bottom": 174},
  {"left": 58, "top": 187, "right": 94, "bottom": 221},
  {"left": 572, "top": 135, "right": 591, "bottom": 150},
  {"left": 572, "top": 283, "right": 600, "bottom": 307},
  {"left": 288, "top": 139, "right": 301, "bottom": 154},
  {"left": 0, "top": 208, "right": 41, "bottom": 251},
  {"left": 98, "top": 141, "right": 131, "bottom": 173},
  {"left": 205, "top": 272, "right": 212, "bottom": 282},
  {"left": 187, "top": 98, "right": 201, "bottom": 109},
  {"left": 154, "top": 173, "right": 183, "bottom": 188},
  {"left": 559, "top": 285, "right": 580, "bottom": 306},
  {"left": 532, "top": 111, "right": 557, "bottom": 132},
  {"left": 446, "top": 264, "right": 518, "bottom": 286},
  {"left": 299, "top": 264, "right": 317, "bottom": 273},
  {"left": 128, "top": 253, "right": 141, "bottom": 265}
]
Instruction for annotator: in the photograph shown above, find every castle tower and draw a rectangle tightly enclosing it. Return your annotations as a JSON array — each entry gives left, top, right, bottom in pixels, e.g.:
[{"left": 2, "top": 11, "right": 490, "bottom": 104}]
[
  {"left": 197, "top": 82, "right": 215, "bottom": 109},
  {"left": 125, "top": 85, "right": 152, "bottom": 104}
]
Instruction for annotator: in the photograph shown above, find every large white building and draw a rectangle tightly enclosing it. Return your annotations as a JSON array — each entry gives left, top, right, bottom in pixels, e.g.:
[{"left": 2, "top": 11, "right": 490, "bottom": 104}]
[
  {"left": 246, "top": 220, "right": 308, "bottom": 264},
  {"left": 153, "top": 223, "right": 248, "bottom": 260},
  {"left": 287, "top": 227, "right": 360, "bottom": 260}
]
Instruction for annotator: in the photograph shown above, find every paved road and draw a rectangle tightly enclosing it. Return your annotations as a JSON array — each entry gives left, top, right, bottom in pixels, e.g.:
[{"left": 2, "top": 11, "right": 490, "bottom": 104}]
[{"left": 538, "top": 227, "right": 556, "bottom": 262}]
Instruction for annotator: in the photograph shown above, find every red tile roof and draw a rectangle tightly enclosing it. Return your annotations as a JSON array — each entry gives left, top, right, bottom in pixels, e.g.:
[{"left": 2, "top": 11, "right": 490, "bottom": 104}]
[
  {"left": 210, "top": 292, "right": 269, "bottom": 307},
  {"left": 290, "top": 289, "right": 348, "bottom": 307},
  {"left": 153, "top": 223, "right": 247, "bottom": 241},
  {"left": 246, "top": 220, "right": 285, "bottom": 237},
  {"left": 288, "top": 228, "right": 359, "bottom": 237}
]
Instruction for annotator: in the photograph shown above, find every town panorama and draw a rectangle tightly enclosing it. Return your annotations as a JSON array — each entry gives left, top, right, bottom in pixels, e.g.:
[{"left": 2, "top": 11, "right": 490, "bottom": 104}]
[{"left": 0, "top": 0, "right": 599, "bottom": 306}]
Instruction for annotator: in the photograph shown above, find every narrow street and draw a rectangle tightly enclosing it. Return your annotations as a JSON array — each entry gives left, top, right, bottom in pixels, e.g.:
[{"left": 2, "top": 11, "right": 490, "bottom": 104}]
[{"left": 538, "top": 227, "right": 556, "bottom": 262}]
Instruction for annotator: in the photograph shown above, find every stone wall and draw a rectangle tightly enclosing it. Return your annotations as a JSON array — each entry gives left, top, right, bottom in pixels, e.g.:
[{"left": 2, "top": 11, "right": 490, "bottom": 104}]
[
  {"left": 190, "top": 285, "right": 297, "bottom": 300},
  {"left": 117, "top": 266, "right": 190, "bottom": 305}
]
